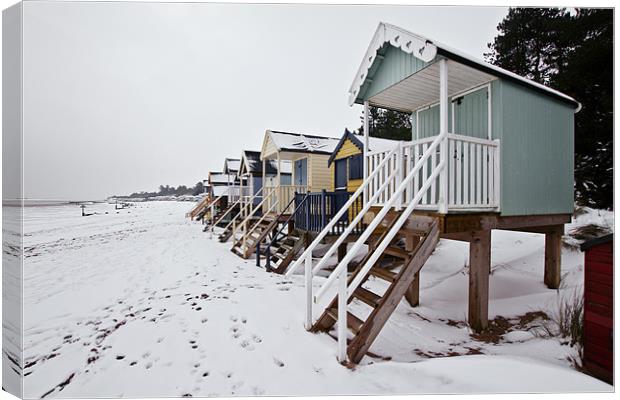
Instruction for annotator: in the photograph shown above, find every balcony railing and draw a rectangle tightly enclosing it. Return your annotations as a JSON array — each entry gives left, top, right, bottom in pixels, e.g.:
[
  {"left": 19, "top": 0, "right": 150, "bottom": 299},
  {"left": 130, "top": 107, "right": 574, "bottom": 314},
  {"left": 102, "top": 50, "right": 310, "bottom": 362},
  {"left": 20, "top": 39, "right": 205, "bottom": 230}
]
[
  {"left": 294, "top": 191, "right": 365, "bottom": 235},
  {"left": 366, "top": 133, "right": 500, "bottom": 212},
  {"left": 263, "top": 185, "right": 308, "bottom": 214}
]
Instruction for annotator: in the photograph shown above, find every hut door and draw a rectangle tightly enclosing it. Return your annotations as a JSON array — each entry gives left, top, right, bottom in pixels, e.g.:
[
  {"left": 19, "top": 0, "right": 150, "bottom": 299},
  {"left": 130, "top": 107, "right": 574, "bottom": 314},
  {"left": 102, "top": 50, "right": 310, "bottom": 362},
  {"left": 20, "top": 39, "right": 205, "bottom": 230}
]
[
  {"left": 334, "top": 159, "right": 348, "bottom": 221},
  {"left": 452, "top": 86, "right": 490, "bottom": 139},
  {"left": 294, "top": 158, "right": 308, "bottom": 186},
  {"left": 334, "top": 159, "right": 347, "bottom": 191}
]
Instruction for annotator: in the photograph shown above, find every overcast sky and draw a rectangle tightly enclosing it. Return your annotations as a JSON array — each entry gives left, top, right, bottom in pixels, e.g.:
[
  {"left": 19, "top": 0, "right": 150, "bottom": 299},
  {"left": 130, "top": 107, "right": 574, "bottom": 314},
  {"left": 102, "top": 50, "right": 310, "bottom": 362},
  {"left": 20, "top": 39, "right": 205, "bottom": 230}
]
[{"left": 22, "top": 1, "right": 507, "bottom": 200}]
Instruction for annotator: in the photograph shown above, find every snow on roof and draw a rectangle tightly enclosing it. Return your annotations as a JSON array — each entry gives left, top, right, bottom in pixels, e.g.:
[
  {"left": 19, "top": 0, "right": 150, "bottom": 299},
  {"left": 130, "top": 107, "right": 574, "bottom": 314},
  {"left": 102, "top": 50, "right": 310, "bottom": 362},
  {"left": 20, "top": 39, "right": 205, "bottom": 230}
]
[
  {"left": 350, "top": 22, "right": 580, "bottom": 110},
  {"left": 211, "top": 186, "right": 229, "bottom": 196},
  {"left": 241, "top": 150, "right": 292, "bottom": 175},
  {"left": 224, "top": 158, "right": 241, "bottom": 173},
  {"left": 268, "top": 130, "right": 341, "bottom": 155},
  {"left": 241, "top": 150, "right": 263, "bottom": 174},
  {"left": 329, "top": 129, "right": 401, "bottom": 165},
  {"left": 208, "top": 172, "right": 229, "bottom": 184}
]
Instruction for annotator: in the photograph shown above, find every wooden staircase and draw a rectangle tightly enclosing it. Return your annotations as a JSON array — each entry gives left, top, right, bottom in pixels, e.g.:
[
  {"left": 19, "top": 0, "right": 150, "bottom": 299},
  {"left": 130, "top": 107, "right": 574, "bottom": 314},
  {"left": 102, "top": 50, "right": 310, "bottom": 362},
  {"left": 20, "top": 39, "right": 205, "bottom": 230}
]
[
  {"left": 263, "top": 233, "right": 305, "bottom": 274},
  {"left": 202, "top": 203, "right": 236, "bottom": 229},
  {"left": 217, "top": 225, "right": 234, "bottom": 242},
  {"left": 310, "top": 214, "right": 439, "bottom": 363},
  {"left": 231, "top": 215, "right": 279, "bottom": 259},
  {"left": 187, "top": 196, "right": 211, "bottom": 220}
]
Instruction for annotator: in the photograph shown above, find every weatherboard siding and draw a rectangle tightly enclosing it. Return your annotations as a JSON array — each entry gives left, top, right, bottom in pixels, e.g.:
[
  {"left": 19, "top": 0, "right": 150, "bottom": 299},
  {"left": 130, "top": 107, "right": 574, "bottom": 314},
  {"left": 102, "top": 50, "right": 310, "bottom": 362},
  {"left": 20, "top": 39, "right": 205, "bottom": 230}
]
[
  {"left": 309, "top": 154, "right": 332, "bottom": 192},
  {"left": 329, "top": 139, "right": 363, "bottom": 192},
  {"left": 453, "top": 87, "right": 488, "bottom": 139},
  {"left": 497, "top": 80, "right": 574, "bottom": 216},
  {"left": 262, "top": 134, "right": 278, "bottom": 159},
  {"left": 363, "top": 45, "right": 433, "bottom": 101}
]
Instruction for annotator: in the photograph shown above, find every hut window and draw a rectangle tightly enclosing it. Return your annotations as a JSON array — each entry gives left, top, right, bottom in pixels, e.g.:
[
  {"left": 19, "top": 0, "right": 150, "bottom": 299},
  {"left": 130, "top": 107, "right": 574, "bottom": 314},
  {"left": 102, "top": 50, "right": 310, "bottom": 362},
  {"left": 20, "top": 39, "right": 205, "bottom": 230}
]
[{"left": 349, "top": 154, "right": 363, "bottom": 179}]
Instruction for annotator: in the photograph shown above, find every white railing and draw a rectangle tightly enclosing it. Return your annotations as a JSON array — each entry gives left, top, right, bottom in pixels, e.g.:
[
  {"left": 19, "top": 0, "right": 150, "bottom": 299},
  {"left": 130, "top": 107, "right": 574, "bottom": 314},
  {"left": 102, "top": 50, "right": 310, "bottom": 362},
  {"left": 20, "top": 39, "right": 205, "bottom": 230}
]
[
  {"left": 263, "top": 185, "right": 308, "bottom": 215},
  {"left": 445, "top": 134, "right": 500, "bottom": 209},
  {"left": 230, "top": 189, "right": 277, "bottom": 248},
  {"left": 289, "top": 134, "right": 445, "bottom": 363},
  {"left": 186, "top": 195, "right": 210, "bottom": 218},
  {"left": 368, "top": 133, "right": 500, "bottom": 211},
  {"left": 227, "top": 185, "right": 242, "bottom": 203},
  {"left": 232, "top": 190, "right": 281, "bottom": 254},
  {"left": 210, "top": 187, "right": 264, "bottom": 237}
]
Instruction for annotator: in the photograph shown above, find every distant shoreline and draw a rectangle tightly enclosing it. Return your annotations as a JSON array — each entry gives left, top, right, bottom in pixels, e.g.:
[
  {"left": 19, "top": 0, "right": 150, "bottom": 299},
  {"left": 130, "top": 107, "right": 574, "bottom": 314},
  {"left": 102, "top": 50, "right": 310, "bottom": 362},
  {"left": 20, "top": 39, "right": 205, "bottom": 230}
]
[
  {"left": 3, "top": 196, "right": 201, "bottom": 207},
  {"left": 2, "top": 199, "right": 107, "bottom": 207}
]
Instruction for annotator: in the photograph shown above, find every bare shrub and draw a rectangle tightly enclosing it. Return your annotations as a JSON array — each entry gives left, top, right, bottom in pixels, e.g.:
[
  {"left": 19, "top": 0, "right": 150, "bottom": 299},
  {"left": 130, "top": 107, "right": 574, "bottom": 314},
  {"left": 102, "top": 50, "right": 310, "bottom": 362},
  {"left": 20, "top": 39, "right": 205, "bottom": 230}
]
[{"left": 532, "top": 288, "right": 584, "bottom": 348}]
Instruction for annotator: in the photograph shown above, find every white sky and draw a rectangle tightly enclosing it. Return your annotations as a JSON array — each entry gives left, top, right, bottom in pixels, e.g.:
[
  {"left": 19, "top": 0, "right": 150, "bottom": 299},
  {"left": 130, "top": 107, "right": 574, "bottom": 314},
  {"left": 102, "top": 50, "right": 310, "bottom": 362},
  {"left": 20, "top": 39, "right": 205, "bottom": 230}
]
[{"left": 21, "top": 1, "right": 507, "bottom": 200}]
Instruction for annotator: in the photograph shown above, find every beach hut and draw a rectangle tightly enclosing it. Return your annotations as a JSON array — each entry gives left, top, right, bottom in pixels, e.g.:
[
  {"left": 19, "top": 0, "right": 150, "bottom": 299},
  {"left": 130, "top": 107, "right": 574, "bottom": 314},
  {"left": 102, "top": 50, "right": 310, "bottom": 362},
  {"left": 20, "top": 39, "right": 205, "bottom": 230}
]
[
  {"left": 285, "top": 22, "right": 581, "bottom": 364},
  {"left": 228, "top": 130, "right": 340, "bottom": 262},
  {"left": 328, "top": 128, "right": 400, "bottom": 193},
  {"left": 581, "top": 234, "right": 613, "bottom": 384},
  {"left": 210, "top": 150, "right": 294, "bottom": 243},
  {"left": 237, "top": 150, "right": 292, "bottom": 206}
]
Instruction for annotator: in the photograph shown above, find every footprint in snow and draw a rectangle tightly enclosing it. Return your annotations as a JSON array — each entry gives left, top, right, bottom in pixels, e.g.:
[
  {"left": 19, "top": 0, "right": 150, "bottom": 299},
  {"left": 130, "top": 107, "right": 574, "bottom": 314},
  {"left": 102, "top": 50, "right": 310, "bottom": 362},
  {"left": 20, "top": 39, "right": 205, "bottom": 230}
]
[
  {"left": 252, "top": 387, "right": 266, "bottom": 395},
  {"left": 273, "top": 358, "right": 285, "bottom": 367},
  {"left": 240, "top": 340, "right": 255, "bottom": 351}
]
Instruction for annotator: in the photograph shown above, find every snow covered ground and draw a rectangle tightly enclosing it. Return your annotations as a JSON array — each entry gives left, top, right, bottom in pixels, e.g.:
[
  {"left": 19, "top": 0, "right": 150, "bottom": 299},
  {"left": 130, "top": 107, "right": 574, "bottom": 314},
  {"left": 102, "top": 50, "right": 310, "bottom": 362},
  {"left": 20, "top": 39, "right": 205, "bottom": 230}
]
[{"left": 11, "top": 201, "right": 612, "bottom": 397}]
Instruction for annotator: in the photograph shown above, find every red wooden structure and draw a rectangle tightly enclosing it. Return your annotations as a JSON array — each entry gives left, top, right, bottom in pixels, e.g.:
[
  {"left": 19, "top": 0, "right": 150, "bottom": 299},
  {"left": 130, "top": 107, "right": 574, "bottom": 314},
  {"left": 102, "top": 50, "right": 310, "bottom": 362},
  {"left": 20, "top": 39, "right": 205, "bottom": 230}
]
[{"left": 581, "top": 233, "right": 613, "bottom": 384}]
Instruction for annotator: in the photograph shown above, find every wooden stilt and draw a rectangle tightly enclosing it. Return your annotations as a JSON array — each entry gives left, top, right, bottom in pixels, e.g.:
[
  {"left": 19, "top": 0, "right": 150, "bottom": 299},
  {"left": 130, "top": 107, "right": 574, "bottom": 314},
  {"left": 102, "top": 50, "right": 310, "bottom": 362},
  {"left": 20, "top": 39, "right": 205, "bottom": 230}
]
[
  {"left": 544, "top": 225, "right": 563, "bottom": 289},
  {"left": 468, "top": 229, "right": 491, "bottom": 332},
  {"left": 404, "top": 234, "right": 420, "bottom": 307}
]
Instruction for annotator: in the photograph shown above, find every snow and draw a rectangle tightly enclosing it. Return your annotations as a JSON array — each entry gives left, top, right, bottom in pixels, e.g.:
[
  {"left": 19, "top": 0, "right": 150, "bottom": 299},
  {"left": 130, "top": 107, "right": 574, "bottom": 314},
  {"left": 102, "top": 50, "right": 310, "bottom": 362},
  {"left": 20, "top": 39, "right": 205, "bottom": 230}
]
[
  {"left": 224, "top": 158, "right": 241, "bottom": 173},
  {"left": 269, "top": 131, "right": 341, "bottom": 154},
  {"left": 14, "top": 202, "right": 612, "bottom": 397},
  {"left": 367, "top": 136, "right": 401, "bottom": 152},
  {"left": 207, "top": 173, "right": 229, "bottom": 184}
]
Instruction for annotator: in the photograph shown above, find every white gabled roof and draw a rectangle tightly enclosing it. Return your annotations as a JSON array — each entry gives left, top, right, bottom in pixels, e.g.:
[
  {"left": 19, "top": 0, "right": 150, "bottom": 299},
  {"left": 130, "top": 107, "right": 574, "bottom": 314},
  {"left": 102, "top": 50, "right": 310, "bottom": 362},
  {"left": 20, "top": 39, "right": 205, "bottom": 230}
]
[
  {"left": 223, "top": 158, "right": 241, "bottom": 174},
  {"left": 266, "top": 130, "right": 341, "bottom": 155},
  {"left": 349, "top": 23, "right": 437, "bottom": 106},
  {"left": 212, "top": 186, "right": 229, "bottom": 196},
  {"left": 208, "top": 172, "right": 229, "bottom": 184},
  {"left": 349, "top": 22, "right": 580, "bottom": 110}
]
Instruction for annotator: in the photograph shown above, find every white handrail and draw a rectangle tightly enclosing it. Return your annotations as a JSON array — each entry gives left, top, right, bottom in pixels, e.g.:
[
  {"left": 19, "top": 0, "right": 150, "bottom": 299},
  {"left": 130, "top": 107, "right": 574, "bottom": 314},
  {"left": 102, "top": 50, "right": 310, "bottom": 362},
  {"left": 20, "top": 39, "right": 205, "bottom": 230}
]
[
  {"left": 346, "top": 159, "right": 444, "bottom": 299},
  {"left": 231, "top": 189, "right": 277, "bottom": 240},
  {"left": 200, "top": 189, "right": 230, "bottom": 221},
  {"left": 214, "top": 187, "right": 264, "bottom": 235},
  {"left": 311, "top": 168, "right": 398, "bottom": 276},
  {"left": 238, "top": 198, "right": 280, "bottom": 247},
  {"left": 211, "top": 195, "right": 243, "bottom": 229},
  {"left": 313, "top": 134, "right": 443, "bottom": 303},
  {"left": 285, "top": 144, "right": 400, "bottom": 276},
  {"left": 187, "top": 195, "right": 209, "bottom": 217}
]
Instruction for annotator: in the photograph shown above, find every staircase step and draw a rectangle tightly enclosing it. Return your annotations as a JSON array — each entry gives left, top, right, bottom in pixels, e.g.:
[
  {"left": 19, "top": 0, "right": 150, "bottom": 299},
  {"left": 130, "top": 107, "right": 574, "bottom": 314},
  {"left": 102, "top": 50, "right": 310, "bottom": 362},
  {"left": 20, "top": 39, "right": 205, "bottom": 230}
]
[
  {"left": 369, "top": 267, "right": 397, "bottom": 283},
  {"left": 384, "top": 246, "right": 408, "bottom": 259},
  {"left": 353, "top": 287, "right": 382, "bottom": 308},
  {"left": 280, "top": 243, "right": 293, "bottom": 251},
  {"left": 325, "top": 308, "right": 364, "bottom": 334}
]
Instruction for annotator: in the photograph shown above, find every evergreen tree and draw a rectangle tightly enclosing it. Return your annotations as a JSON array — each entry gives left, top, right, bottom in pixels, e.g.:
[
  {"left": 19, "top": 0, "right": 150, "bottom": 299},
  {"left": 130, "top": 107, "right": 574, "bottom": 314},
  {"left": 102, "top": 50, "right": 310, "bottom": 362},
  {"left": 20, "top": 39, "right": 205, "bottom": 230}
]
[
  {"left": 486, "top": 8, "right": 612, "bottom": 209},
  {"left": 357, "top": 106, "right": 412, "bottom": 140}
]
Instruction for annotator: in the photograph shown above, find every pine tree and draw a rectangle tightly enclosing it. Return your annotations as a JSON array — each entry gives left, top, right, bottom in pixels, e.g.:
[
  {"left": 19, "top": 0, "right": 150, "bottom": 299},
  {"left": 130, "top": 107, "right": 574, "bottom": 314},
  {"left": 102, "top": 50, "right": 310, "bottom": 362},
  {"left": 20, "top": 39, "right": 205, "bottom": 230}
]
[
  {"left": 486, "top": 8, "right": 612, "bottom": 209},
  {"left": 357, "top": 106, "right": 412, "bottom": 140}
]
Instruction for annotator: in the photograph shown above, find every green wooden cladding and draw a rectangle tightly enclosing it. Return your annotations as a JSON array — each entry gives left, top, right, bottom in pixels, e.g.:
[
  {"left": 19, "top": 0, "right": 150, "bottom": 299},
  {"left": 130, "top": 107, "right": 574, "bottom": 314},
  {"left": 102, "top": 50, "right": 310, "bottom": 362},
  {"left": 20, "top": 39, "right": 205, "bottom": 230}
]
[
  {"left": 362, "top": 45, "right": 431, "bottom": 101},
  {"left": 494, "top": 80, "right": 575, "bottom": 216},
  {"left": 363, "top": 43, "right": 575, "bottom": 216}
]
